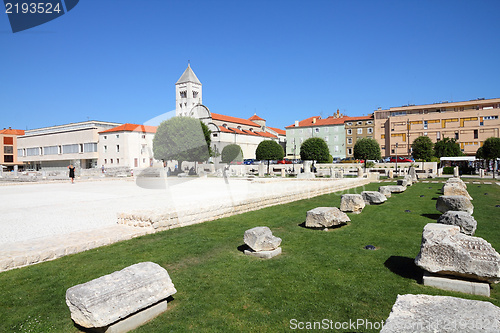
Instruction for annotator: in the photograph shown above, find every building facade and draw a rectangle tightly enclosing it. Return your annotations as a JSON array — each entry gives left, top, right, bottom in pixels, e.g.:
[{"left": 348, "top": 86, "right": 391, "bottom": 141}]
[
  {"left": 285, "top": 111, "right": 352, "bottom": 159},
  {"left": 98, "top": 124, "right": 157, "bottom": 169},
  {"left": 344, "top": 115, "right": 375, "bottom": 157},
  {"left": 0, "top": 128, "right": 25, "bottom": 171},
  {"left": 374, "top": 98, "right": 500, "bottom": 157},
  {"left": 17, "top": 121, "right": 121, "bottom": 170}
]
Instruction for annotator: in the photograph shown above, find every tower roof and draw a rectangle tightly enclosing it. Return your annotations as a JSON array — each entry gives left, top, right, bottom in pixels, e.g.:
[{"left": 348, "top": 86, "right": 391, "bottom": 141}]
[
  {"left": 176, "top": 64, "right": 201, "bottom": 85},
  {"left": 248, "top": 114, "right": 265, "bottom": 121}
]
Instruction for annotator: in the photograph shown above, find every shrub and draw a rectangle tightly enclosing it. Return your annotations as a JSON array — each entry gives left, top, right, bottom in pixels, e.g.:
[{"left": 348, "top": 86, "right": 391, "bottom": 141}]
[{"left": 221, "top": 144, "right": 243, "bottom": 164}]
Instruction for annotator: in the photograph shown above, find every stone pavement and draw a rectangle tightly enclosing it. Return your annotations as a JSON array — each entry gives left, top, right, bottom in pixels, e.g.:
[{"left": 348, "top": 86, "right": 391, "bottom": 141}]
[{"left": 0, "top": 176, "right": 371, "bottom": 272}]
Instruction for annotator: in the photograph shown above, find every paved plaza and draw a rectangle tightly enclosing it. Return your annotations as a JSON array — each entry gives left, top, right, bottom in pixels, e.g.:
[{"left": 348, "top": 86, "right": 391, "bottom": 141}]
[{"left": 0, "top": 176, "right": 370, "bottom": 271}]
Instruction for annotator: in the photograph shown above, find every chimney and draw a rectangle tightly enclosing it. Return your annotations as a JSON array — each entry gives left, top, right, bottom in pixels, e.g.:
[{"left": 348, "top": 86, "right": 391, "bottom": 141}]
[
  {"left": 8, "top": 127, "right": 12, "bottom": 130},
  {"left": 312, "top": 118, "right": 316, "bottom": 124},
  {"left": 294, "top": 120, "right": 299, "bottom": 127}
]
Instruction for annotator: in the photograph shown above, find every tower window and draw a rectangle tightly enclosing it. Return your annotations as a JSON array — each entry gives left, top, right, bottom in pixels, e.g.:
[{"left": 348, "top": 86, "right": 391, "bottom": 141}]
[
  {"left": 180, "top": 91, "right": 187, "bottom": 98},
  {"left": 193, "top": 91, "right": 198, "bottom": 98}
]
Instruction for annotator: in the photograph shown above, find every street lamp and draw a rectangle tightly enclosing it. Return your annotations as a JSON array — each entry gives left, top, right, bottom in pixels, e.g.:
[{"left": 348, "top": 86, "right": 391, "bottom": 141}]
[
  {"left": 293, "top": 138, "right": 296, "bottom": 173},
  {"left": 395, "top": 142, "right": 399, "bottom": 174}
]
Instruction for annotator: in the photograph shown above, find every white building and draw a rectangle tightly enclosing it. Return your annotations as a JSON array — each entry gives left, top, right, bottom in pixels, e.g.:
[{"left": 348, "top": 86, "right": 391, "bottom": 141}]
[
  {"left": 174, "top": 65, "right": 286, "bottom": 160},
  {"left": 17, "top": 121, "right": 121, "bottom": 170},
  {"left": 98, "top": 124, "right": 158, "bottom": 169}
]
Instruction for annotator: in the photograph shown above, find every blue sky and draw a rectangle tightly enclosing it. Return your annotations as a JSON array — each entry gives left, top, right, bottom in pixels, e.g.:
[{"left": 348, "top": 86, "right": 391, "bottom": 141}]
[{"left": 2, "top": 0, "right": 499, "bottom": 131}]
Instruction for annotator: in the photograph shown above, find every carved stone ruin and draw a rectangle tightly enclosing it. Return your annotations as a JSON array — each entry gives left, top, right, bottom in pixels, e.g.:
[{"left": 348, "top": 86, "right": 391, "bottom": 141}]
[
  {"left": 378, "top": 186, "right": 392, "bottom": 198},
  {"left": 436, "top": 195, "right": 474, "bottom": 214},
  {"left": 243, "top": 226, "right": 282, "bottom": 258},
  {"left": 442, "top": 183, "right": 473, "bottom": 200},
  {"left": 66, "top": 262, "right": 176, "bottom": 332},
  {"left": 415, "top": 223, "right": 500, "bottom": 283},
  {"left": 437, "top": 210, "right": 477, "bottom": 236},
  {"left": 305, "top": 207, "right": 350, "bottom": 228},
  {"left": 361, "top": 191, "right": 387, "bottom": 205},
  {"left": 340, "top": 194, "right": 365, "bottom": 214}
]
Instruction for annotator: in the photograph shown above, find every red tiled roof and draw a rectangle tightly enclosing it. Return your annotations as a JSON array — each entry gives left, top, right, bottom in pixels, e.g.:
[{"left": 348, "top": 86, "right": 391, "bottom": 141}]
[
  {"left": 241, "top": 129, "right": 259, "bottom": 136},
  {"left": 249, "top": 114, "right": 265, "bottom": 121},
  {"left": 211, "top": 113, "right": 260, "bottom": 127},
  {"left": 286, "top": 114, "right": 373, "bottom": 128},
  {"left": 229, "top": 127, "right": 247, "bottom": 135},
  {"left": 254, "top": 131, "right": 277, "bottom": 138},
  {"left": 344, "top": 115, "right": 374, "bottom": 121},
  {"left": 218, "top": 126, "right": 234, "bottom": 133},
  {"left": 99, "top": 123, "right": 157, "bottom": 134},
  {"left": 267, "top": 126, "right": 286, "bottom": 135},
  {"left": 0, "top": 129, "right": 25, "bottom": 135}
]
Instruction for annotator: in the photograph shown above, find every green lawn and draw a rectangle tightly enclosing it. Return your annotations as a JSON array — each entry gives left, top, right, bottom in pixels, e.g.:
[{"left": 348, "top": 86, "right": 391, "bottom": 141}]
[{"left": 1, "top": 181, "right": 499, "bottom": 332}]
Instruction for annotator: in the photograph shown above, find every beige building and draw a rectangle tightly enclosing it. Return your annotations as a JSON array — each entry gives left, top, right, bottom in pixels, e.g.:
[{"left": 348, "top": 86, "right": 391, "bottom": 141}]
[
  {"left": 17, "top": 121, "right": 121, "bottom": 170},
  {"left": 98, "top": 124, "right": 157, "bottom": 169},
  {"left": 344, "top": 115, "right": 375, "bottom": 157},
  {"left": 374, "top": 98, "right": 500, "bottom": 157},
  {"left": 1, "top": 128, "right": 25, "bottom": 171}
]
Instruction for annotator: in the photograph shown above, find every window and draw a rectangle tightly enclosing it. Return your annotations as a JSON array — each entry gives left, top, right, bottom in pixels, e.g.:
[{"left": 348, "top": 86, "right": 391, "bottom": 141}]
[
  {"left": 84, "top": 143, "right": 97, "bottom": 152},
  {"left": 17, "top": 149, "right": 23, "bottom": 157},
  {"left": 26, "top": 148, "right": 39, "bottom": 156},
  {"left": 117, "top": 158, "right": 120, "bottom": 164},
  {"left": 104, "top": 159, "right": 107, "bottom": 164},
  {"left": 142, "top": 134, "right": 146, "bottom": 139},
  {"left": 104, "top": 136, "right": 107, "bottom": 140},
  {"left": 43, "top": 146, "right": 58, "bottom": 155},
  {"left": 110, "top": 159, "right": 113, "bottom": 164},
  {"left": 3, "top": 137, "right": 13, "bottom": 145},
  {"left": 180, "top": 91, "right": 187, "bottom": 98},
  {"left": 347, "top": 129, "right": 352, "bottom": 135},
  {"left": 367, "top": 128, "right": 373, "bottom": 134},
  {"left": 4, "top": 146, "right": 13, "bottom": 154},
  {"left": 213, "top": 133, "right": 218, "bottom": 137},
  {"left": 484, "top": 115, "right": 499, "bottom": 120},
  {"left": 347, "top": 137, "right": 352, "bottom": 144},
  {"left": 4, "top": 155, "right": 13, "bottom": 163},
  {"left": 474, "top": 129, "right": 478, "bottom": 139},
  {"left": 346, "top": 122, "right": 352, "bottom": 126},
  {"left": 366, "top": 121, "right": 373, "bottom": 125},
  {"left": 315, "top": 128, "right": 320, "bottom": 133},
  {"left": 116, "top": 134, "right": 119, "bottom": 138},
  {"left": 79, "top": 144, "right": 84, "bottom": 153},
  {"left": 103, "top": 145, "right": 107, "bottom": 153},
  {"left": 335, "top": 145, "right": 339, "bottom": 152},
  {"left": 116, "top": 145, "right": 120, "bottom": 153},
  {"left": 193, "top": 91, "right": 198, "bottom": 98},
  {"left": 357, "top": 121, "right": 362, "bottom": 125},
  {"left": 347, "top": 148, "right": 353, "bottom": 155},
  {"left": 423, "top": 120, "right": 428, "bottom": 129},
  {"left": 62, "top": 144, "right": 79, "bottom": 154},
  {"left": 357, "top": 128, "right": 363, "bottom": 134},
  {"left": 324, "top": 136, "right": 329, "bottom": 142},
  {"left": 455, "top": 132, "right": 459, "bottom": 140}
]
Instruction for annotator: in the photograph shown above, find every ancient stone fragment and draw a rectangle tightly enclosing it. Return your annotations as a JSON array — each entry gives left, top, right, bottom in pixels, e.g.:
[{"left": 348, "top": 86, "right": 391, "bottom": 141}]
[
  {"left": 385, "top": 185, "right": 406, "bottom": 193},
  {"left": 442, "top": 182, "right": 473, "bottom": 200},
  {"left": 415, "top": 223, "right": 500, "bottom": 283},
  {"left": 66, "top": 262, "right": 176, "bottom": 329},
  {"left": 244, "top": 226, "right": 281, "bottom": 252},
  {"left": 436, "top": 195, "right": 474, "bottom": 214},
  {"left": 305, "top": 207, "right": 350, "bottom": 228},
  {"left": 446, "top": 177, "right": 467, "bottom": 189},
  {"left": 381, "top": 294, "right": 500, "bottom": 333},
  {"left": 437, "top": 210, "right": 477, "bottom": 235},
  {"left": 340, "top": 194, "right": 365, "bottom": 214},
  {"left": 378, "top": 186, "right": 392, "bottom": 198},
  {"left": 361, "top": 191, "right": 387, "bottom": 205}
]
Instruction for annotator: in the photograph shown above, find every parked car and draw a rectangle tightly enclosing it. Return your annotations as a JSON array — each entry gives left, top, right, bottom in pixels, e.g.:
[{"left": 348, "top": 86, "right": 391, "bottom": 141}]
[
  {"left": 340, "top": 157, "right": 363, "bottom": 163},
  {"left": 243, "top": 159, "right": 255, "bottom": 165},
  {"left": 277, "top": 159, "right": 293, "bottom": 164},
  {"left": 389, "top": 156, "right": 413, "bottom": 163},
  {"left": 332, "top": 157, "right": 342, "bottom": 163}
]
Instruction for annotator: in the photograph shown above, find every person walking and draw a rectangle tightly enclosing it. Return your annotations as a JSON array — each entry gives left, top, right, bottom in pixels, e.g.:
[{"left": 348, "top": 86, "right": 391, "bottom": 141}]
[{"left": 68, "top": 164, "right": 76, "bottom": 184}]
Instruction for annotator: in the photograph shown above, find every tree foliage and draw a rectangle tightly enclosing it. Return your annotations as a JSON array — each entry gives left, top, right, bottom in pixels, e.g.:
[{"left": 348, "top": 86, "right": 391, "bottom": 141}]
[
  {"left": 300, "top": 137, "right": 330, "bottom": 163},
  {"left": 255, "top": 140, "right": 284, "bottom": 161},
  {"left": 481, "top": 137, "right": 500, "bottom": 160},
  {"left": 433, "top": 137, "right": 462, "bottom": 158},
  {"left": 475, "top": 146, "right": 484, "bottom": 159},
  {"left": 153, "top": 117, "right": 212, "bottom": 163},
  {"left": 221, "top": 144, "right": 243, "bottom": 164},
  {"left": 411, "top": 136, "right": 434, "bottom": 161},
  {"left": 353, "top": 138, "right": 381, "bottom": 160}
]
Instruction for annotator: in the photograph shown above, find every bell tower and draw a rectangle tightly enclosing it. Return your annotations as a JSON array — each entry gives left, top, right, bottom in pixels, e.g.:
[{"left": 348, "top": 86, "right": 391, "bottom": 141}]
[{"left": 175, "top": 64, "right": 202, "bottom": 117}]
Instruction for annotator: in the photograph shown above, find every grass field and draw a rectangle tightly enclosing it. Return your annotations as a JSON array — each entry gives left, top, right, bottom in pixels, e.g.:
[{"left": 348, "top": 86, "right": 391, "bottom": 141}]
[{"left": 1, "top": 181, "right": 499, "bottom": 332}]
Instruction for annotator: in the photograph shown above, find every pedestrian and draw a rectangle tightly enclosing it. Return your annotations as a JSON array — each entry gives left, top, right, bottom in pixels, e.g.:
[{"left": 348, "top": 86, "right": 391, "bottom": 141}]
[
  {"left": 68, "top": 164, "right": 76, "bottom": 184},
  {"left": 101, "top": 165, "right": 105, "bottom": 173}
]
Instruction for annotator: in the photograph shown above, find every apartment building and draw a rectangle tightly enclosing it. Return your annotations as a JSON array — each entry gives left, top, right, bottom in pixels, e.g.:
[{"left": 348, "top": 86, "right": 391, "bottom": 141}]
[
  {"left": 0, "top": 128, "right": 25, "bottom": 171},
  {"left": 344, "top": 115, "right": 375, "bottom": 157},
  {"left": 374, "top": 98, "right": 500, "bottom": 157}
]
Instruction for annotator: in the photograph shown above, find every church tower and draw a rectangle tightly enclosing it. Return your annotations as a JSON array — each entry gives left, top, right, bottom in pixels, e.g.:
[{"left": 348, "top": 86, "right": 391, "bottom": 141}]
[{"left": 175, "top": 64, "right": 202, "bottom": 117}]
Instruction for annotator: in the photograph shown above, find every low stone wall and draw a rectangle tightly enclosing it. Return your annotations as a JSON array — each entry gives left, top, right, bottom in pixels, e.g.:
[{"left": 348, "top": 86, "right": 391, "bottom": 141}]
[{"left": 117, "top": 178, "right": 371, "bottom": 231}]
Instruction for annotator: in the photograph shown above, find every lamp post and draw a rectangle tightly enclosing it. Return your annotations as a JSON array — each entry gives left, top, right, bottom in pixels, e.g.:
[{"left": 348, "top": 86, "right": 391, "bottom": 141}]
[
  {"left": 292, "top": 138, "right": 296, "bottom": 173},
  {"left": 395, "top": 142, "right": 399, "bottom": 174}
]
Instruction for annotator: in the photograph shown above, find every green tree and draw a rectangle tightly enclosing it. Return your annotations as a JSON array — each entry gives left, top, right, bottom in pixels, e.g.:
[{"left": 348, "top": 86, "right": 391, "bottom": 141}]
[
  {"left": 433, "top": 137, "right": 462, "bottom": 158},
  {"left": 300, "top": 138, "right": 330, "bottom": 163},
  {"left": 153, "top": 117, "right": 212, "bottom": 169},
  {"left": 475, "top": 146, "right": 484, "bottom": 159},
  {"left": 482, "top": 137, "right": 500, "bottom": 179},
  {"left": 411, "top": 136, "right": 434, "bottom": 161},
  {"left": 255, "top": 140, "right": 284, "bottom": 174},
  {"left": 353, "top": 138, "right": 381, "bottom": 168},
  {"left": 221, "top": 144, "right": 243, "bottom": 164}
]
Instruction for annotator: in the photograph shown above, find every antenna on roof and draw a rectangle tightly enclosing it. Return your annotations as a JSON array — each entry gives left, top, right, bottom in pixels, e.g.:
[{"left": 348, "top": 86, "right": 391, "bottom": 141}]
[{"left": 188, "top": 60, "right": 190, "bottom": 66}]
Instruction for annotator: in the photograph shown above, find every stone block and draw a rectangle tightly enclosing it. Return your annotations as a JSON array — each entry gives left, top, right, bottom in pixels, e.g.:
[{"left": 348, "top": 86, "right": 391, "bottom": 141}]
[
  {"left": 244, "top": 247, "right": 281, "bottom": 259},
  {"left": 361, "top": 191, "right": 387, "bottom": 204},
  {"left": 436, "top": 195, "right": 474, "bottom": 214},
  {"left": 305, "top": 207, "right": 350, "bottom": 228},
  {"left": 445, "top": 177, "right": 467, "bottom": 189},
  {"left": 397, "top": 178, "right": 408, "bottom": 186},
  {"left": 244, "top": 226, "right": 281, "bottom": 252},
  {"left": 66, "top": 262, "right": 176, "bottom": 329},
  {"left": 381, "top": 294, "right": 500, "bottom": 333},
  {"left": 437, "top": 210, "right": 477, "bottom": 235},
  {"left": 378, "top": 186, "right": 392, "bottom": 198},
  {"left": 415, "top": 223, "right": 500, "bottom": 283},
  {"left": 340, "top": 194, "right": 365, "bottom": 214},
  {"left": 423, "top": 272, "right": 490, "bottom": 297},
  {"left": 385, "top": 185, "right": 406, "bottom": 193},
  {"left": 442, "top": 183, "right": 473, "bottom": 200}
]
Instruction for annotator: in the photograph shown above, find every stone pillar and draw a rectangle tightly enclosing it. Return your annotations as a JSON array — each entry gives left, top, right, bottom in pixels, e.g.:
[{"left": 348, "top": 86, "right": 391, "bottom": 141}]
[
  {"left": 438, "top": 168, "right": 443, "bottom": 176},
  {"left": 0, "top": 165, "right": 3, "bottom": 177},
  {"left": 329, "top": 167, "right": 334, "bottom": 178},
  {"left": 14, "top": 165, "right": 18, "bottom": 177},
  {"left": 453, "top": 166, "right": 459, "bottom": 177},
  {"left": 338, "top": 169, "right": 344, "bottom": 178},
  {"left": 479, "top": 169, "right": 485, "bottom": 178},
  {"left": 388, "top": 169, "right": 394, "bottom": 179},
  {"left": 357, "top": 167, "right": 363, "bottom": 178},
  {"left": 281, "top": 168, "right": 286, "bottom": 177},
  {"left": 258, "top": 163, "right": 265, "bottom": 177},
  {"left": 303, "top": 161, "right": 312, "bottom": 173}
]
